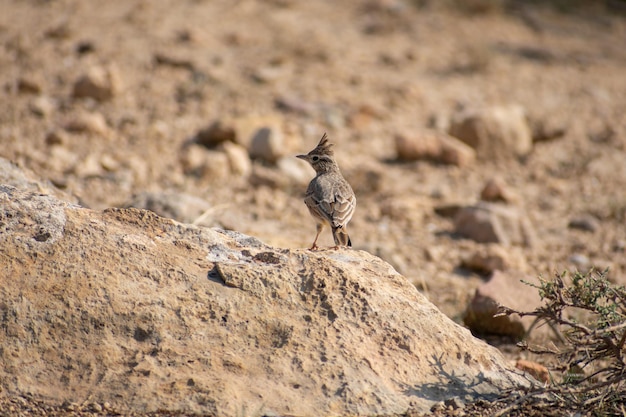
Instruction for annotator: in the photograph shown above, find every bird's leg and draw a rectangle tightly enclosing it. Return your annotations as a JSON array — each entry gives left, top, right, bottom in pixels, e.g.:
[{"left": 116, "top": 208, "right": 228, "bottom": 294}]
[{"left": 309, "top": 223, "right": 324, "bottom": 251}]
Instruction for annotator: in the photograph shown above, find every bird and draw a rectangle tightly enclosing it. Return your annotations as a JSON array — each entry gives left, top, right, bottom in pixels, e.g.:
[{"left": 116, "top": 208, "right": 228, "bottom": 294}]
[{"left": 296, "top": 133, "right": 356, "bottom": 250}]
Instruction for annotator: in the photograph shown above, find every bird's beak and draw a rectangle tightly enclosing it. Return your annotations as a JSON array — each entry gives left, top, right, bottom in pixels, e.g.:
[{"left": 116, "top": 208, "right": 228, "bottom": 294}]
[{"left": 296, "top": 154, "right": 307, "bottom": 160}]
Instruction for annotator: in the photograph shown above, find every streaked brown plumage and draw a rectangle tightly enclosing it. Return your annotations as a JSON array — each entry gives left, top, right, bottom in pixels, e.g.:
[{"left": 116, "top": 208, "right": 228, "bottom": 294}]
[{"left": 296, "top": 134, "right": 356, "bottom": 250}]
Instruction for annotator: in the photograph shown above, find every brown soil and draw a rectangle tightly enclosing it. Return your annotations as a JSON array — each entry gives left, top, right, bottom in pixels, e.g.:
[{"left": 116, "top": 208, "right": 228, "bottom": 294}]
[{"left": 1, "top": 0, "right": 626, "bottom": 415}]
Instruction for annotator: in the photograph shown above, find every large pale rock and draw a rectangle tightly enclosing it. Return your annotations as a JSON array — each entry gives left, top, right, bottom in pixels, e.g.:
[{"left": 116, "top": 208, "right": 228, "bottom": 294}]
[
  {"left": 0, "top": 161, "right": 532, "bottom": 416},
  {"left": 449, "top": 105, "right": 533, "bottom": 160}
]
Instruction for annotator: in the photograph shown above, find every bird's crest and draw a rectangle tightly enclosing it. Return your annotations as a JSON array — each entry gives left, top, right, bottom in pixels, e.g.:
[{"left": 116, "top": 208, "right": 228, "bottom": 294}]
[{"left": 310, "top": 133, "right": 334, "bottom": 156}]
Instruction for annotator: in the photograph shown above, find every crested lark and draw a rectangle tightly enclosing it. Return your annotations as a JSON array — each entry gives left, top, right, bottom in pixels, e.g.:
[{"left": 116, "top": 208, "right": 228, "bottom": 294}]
[{"left": 296, "top": 134, "right": 356, "bottom": 250}]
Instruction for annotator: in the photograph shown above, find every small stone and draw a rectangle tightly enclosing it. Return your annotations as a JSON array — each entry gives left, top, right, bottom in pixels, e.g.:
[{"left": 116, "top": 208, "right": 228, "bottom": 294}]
[
  {"left": 221, "top": 141, "right": 252, "bottom": 177},
  {"left": 195, "top": 121, "right": 237, "bottom": 148},
  {"left": 72, "top": 65, "right": 122, "bottom": 101},
  {"left": 180, "top": 144, "right": 230, "bottom": 181},
  {"left": 569, "top": 253, "right": 590, "bottom": 267},
  {"left": 395, "top": 131, "right": 475, "bottom": 166},
  {"left": 449, "top": 104, "right": 532, "bottom": 160},
  {"left": 462, "top": 245, "right": 518, "bottom": 274},
  {"left": 64, "top": 111, "right": 109, "bottom": 135},
  {"left": 480, "top": 178, "right": 517, "bottom": 203},
  {"left": 274, "top": 94, "right": 315, "bottom": 115},
  {"left": 29, "top": 96, "right": 56, "bottom": 117},
  {"left": 251, "top": 66, "right": 287, "bottom": 83},
  {"left": 249, "top": 127, "right": 285, "bottom": 164},
  {"left": 89, "top": 402, "right": 102, "bottom": 412},
  {"left": 568, "top": 215, "right": 599, "bottom": 233},
  {"left": 515, "top": 359, "right": 549, "bottom": 383},
  {"left": 74, "top": 153, "right": 102, "bottom": 177},
  {"left": 530, "top": 117, "right": 566, "bottom": 143},
  {"left": 17, "top": 76, "right": 43, "bottom": 94},
  {"left": 100, "top": 154, "right": 120, "bottom": 172},
  {"left": 454, "top": 202, "right": 536, "bottom": 247},
  {"left": 44, "top": 129, "right": 67, "bottom": 147},
  {"left": 154, "top": 52, "right": 195, "bottom": 70}
]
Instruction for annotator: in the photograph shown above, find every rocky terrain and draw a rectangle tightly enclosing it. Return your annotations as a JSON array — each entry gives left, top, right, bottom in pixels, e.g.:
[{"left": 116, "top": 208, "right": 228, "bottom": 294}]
[{"left": 1, "top": 0, "right": 626, "bottom": 415}]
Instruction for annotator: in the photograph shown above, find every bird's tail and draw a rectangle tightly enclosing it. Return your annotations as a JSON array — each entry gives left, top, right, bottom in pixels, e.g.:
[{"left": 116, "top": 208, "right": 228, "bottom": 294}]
[{"left": 332, "top": 226, "right": 351, "bottom": 247}]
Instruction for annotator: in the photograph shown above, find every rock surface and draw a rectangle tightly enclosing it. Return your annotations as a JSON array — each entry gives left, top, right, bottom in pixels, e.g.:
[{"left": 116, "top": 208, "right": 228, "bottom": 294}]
[{"left": 0, "top": 165, "right": 531, "bottom": 416}]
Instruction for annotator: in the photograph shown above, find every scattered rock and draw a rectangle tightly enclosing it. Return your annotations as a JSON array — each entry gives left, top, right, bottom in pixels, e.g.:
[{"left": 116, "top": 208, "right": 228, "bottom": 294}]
[
  {"left": 29, "top": 96, "right": 56, "bottom": 118},
  {"left": 64, "top": 111, "right": 109, "bottom": 135},
  {"left": 154, "top": 52, "right": 195, "bottom": 70},
  {"left": 45, "top": 130, "right": 68, "bottom": 146},
  {"left": 73, "top": 153, "right": 104, "bottom": 177},
  {"left": 249, "top": 126, "right": 285, "bottom": 164},
  {"left": 17, "top": 75, "right": 43, "bottom": 94},
  {"left": 274, "top": 94, "right": 316, "bottom": 115},
  {"left": 515, "top": 360, "right": 549, "bottom": 383},
  {"left": 463, "top": 270, "right": 543, "bottom": 339},
  {"left": 179, "top": 143, "right": 230, "bottom": 181},
  {"left": 529, "top": 117, "right": 566, "bottom": 143},
  {"left": 395, "top": 131, "right": 476, "bottom": 166},
  {"left": 195, "top": 121, "right": 237, "bottom": 148},
  {"left": 462, "top": 245, "right": 526, "bottom": 274},
  {"left": 454, "top": 202, "right": 536, "bottom": 247},
  {"left": 449, "top": 105, "right": 532, "bottom": 160},
  {"left": 480, "top": 178, "right": 517, "bottom": 203},
  {"left": 568, "top": 215, "right": 599, "bottom": 233},
  {"left": 72, "top": 65, "right": 122, "bottom": 101},
  {"left": 44, "top": 19, "right": 72, "bottom": 39},
  {"left": 434, "top": 203, "right": 464, "bottom": 219},
  {"left": 124, "top": 191, "right": 211, "bottom": 223},
  {"left": 569, "top": 253, "right": 590, "bottom": 268},
  {"left": 220, "top": 141, "right": 252, "bottom": 177},
  {"left": 251, "top": 65, "right": 289, "bottom": 83},
  {"left": 0, "top": 177, "right": 531, "bottom": 416},
  {"left": 75, "top": 40, "right": 96, "bottom": 55}
]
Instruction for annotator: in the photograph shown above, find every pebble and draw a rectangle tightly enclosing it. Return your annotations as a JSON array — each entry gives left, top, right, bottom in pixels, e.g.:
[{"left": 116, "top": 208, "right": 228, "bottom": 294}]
[
  {"left": 29, "top": 95, "right": 56, "bottom": 117},
  {"left": 480, "top": 178, "right": 517, "bottom": 203},
  {"left": 395, "top": 131, "right": 475, "bottom": 166},
  {"left": 45, "top": 130, "right": 68, "bottom": 146},
  {"left": 72, "top": 65, "right": 122, "bottom": 101},
  {"left": 568, "top": 215, "right": 599, "bottom": 233},
  {"left": 221, "top": 141, "right": 252, "bottom": 177},
  {"left": 569, "top": 253, "right": 590, "bottom": 267},
  {"left": 249, "top": 126, "right": 285, "bottom": 164},
  {"left": 195, "top": 120, "right": 237, "bottom": 148},
  {"left": 17, "top": 75, "right": 43, "bottom": 94},
  {"left": 64, "top": 111, "right": 109, "bottom": 135}
]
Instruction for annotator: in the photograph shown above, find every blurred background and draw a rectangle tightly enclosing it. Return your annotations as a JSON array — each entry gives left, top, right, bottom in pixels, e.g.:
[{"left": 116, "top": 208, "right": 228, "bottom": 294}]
[{"left": 1, "top": 0, "right": 625, "bottom": 331}]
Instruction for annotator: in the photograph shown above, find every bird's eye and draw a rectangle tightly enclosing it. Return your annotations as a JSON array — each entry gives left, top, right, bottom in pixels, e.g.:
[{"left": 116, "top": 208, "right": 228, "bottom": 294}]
[{"left": 312, "top": 156, "right": 320, "bottom": 162}]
